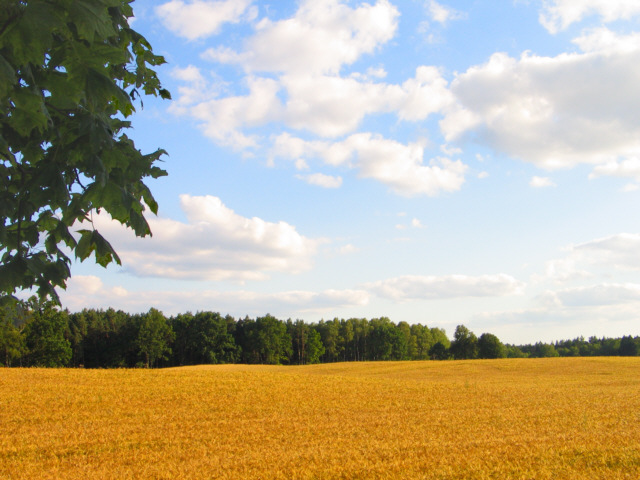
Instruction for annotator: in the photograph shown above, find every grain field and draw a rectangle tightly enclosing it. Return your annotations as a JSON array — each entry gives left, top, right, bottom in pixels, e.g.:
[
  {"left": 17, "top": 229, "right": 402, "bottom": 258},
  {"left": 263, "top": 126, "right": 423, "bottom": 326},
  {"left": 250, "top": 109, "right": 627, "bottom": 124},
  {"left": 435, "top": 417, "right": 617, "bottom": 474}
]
[{"left": 1, "top": 358, "right": 639, "bottom": 479}]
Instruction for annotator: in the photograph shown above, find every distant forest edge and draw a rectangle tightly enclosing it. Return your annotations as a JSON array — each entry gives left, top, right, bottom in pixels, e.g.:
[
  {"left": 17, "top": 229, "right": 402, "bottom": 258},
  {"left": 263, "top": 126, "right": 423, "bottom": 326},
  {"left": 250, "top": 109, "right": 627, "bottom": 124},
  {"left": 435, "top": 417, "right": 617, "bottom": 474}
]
[{"left": 1, "top": 299, "right": 639, "bottom": 368}]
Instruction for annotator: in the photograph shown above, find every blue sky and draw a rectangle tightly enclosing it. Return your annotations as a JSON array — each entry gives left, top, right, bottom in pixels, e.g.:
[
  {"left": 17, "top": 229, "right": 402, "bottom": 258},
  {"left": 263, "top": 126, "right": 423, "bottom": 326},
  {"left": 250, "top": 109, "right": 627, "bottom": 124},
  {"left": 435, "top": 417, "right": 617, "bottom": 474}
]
[{"left": 60, "top": 0, "right": 640, "bottom": 344}]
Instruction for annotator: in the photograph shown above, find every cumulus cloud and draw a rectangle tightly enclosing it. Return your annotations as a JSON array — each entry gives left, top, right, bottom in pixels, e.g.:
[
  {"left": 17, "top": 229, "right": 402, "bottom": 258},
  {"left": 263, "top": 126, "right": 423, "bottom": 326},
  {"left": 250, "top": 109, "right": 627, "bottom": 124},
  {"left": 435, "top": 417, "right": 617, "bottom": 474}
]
[
  {"left": 537, "top": 283, "right": 640, "bottom": 307},
  {"left": 166, "top": 2, "right": 458, "bottom": 200},
  {"left": 296, "top": 173, "right": 343, "bottom": 188},
  {"left": 444, "top": 29, "right": 640, "bottom": 173},
  {"left": 83, "top": 195, "right": 323, "bottom": 282},
  {"left": 204, "top": 0, "right": 399, "bottom": 75},
  {"left": 572, "top": 233, "right": 640, "bottom": 270},
  {"left": 530, "top": 176, "right": 556, "bottom": 188},
  {"left": 170, "top": 75, "right": 282, "bottom": 149},
  {"left": 540, "top": 0, "right": 640, "bottom": 34},
  {"left": 589, "top": 157, "right": 640, "bottom": 180},
  {"left": 156, "top": 0, "right": 255, "bottom": 40},
  {"left": 427, "top": 0, "right": 465, "bottom": 25},
  {"left": 366, "top": 274, "right": 523, "bottom": 301},
  {"left": 338, "top": 244, "right": 359, "bottom": 255},
  {"left": 173, "top": 66, "right": 451, "bottom": 143},
  {"left": 60, "top": 277, "right": 369, "bottom": 316},
  {"left": 271, "top": 132, "right": 467, "bottom": 196},
  {"left": 540, "top": 233, "right": 640, "bottom": 283},
  {"left": 274, "top": 66, "right": 452, "bottom": 138}
]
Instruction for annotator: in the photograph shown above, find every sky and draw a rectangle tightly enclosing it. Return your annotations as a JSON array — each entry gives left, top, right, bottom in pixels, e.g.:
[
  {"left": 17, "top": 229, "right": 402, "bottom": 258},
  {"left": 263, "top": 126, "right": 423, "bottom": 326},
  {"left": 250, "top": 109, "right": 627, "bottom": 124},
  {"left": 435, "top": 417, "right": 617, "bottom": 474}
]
[{"left": 58, "top": 0, "right": 640, "bottom": 345}]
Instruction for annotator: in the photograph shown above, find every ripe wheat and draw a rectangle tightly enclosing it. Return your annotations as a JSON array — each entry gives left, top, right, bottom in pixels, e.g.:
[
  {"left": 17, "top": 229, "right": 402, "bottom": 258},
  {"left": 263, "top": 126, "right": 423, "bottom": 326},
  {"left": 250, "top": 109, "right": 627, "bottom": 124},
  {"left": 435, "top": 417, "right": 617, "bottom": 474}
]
[{"left": 1, "top": 358, "right": 639, "bottom": 479}]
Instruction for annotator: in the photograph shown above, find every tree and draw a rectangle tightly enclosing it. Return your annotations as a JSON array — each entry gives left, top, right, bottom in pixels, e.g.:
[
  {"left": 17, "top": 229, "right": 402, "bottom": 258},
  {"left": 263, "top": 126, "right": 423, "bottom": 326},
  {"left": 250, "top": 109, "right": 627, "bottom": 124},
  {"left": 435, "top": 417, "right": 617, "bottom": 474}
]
[
  {"left": 368, "top": 317, "right": 395, "bottom": 361},
  {"left": 533, "top": 342, "right": 559, "bottom": 358},
  {"left": 136, "top": 308, "right": 174, "bottom": 368},
  {"left": 171, "top": 311, "right": 239, "bottom": 365},
  {"left": 0, "top": 303, "right": 26, "bottom": 366},
  {"left": 477, "top": 333, "right": 506, "bottom": 359},
  {"left": 449, "top": 325, "right": 478, "bottom": 360},
  {"left": 305, "top": 328, "right": 325, "bottom": 364},
  {"left": 22, "top": 299, "right": 72, "bottom": 367},
  {"left": 619, "top": 335, "right": 638, "bottom": 356},
  {"left": 317, "top": 318, "right": 343, "bottom": 362},
  {"left": 241, "top": 315, "right": 292, "bottom": 365},
  {"left": 429, "top": 341, "right": 449, "bottom": 360},
  {"left": 410, "top": 323, "right": 433, "bottom": 360},
  {"left": 505, "top": 344, "right": 527, "bottom": 358},
  {"left": 0, "top": 0, "right": 170, "bottom": 303}
]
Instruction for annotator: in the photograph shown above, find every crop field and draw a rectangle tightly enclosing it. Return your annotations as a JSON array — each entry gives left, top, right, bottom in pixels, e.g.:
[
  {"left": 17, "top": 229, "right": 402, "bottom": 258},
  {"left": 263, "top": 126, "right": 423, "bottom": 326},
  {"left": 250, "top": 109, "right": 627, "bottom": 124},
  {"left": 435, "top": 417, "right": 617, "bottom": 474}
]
[{"left": 1, "top": 358, "right": 639, "bottom": 479}]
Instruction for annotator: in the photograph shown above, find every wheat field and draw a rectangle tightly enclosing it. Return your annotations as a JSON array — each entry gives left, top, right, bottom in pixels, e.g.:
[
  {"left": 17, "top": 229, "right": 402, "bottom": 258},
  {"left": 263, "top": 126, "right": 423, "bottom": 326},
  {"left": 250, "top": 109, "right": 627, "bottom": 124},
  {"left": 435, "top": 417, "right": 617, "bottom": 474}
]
[{"left": 1, "top": 358, "right": 639, "bottom": 479}]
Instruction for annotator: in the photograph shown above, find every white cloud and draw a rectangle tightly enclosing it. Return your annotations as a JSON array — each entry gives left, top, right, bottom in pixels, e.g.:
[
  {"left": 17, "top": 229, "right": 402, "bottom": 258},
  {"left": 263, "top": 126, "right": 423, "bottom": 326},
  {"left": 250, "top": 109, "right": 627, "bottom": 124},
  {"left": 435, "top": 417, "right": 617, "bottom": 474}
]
[
  {"left": 338, "top": 244, "right": 359, "bottom": 255},
  {"left": 411, "top": 218, "right": 424, "bottom": 228},
  {"left": 273, "top": 67, "right": 451, "bottom": 138},
  {"left": 572, "top": 233, "right": 640, "bottom": 270},
  {"left": 173, "top": 64, "right": 451, "bottom": 149},
  {"left": 280, "top": 75, "right": 396, "bottom": 137},
  {"left": 540, "top": 233, "right": 640, "bottom": 283},
  {"left": 206, "top": 0, "right": 399, "bottom": 75},
  {"left": 156, "top": 0, "right": 254, "bottom": 40},
  {"left": 83, "top": 195, "right": 323, "bottom": 282},
  {"left": 589, "top": 156, "right": 640, "bottom": 180},
  {"left": 271, "top": 132, "right": 468, "bottom": 196},
  {"left": 538, "top": 283, "right": 640, "bottom": 307},
  {"left": 540, "top": 0, "right": 640, "bottom": 34},
  {"left": 621, "top": 183, "right": 640, "bottom": 192},
  {"left": 444, "top": 31, "right": 640, "bottom": 172},
  {"left": 530, "top": 176, "right": 556, "bottom": 188},
  {"left": 296, "top": 173, "right": 343, "bottom": 188},
  {"left": 60, "top": 278, "right": 369, "bottom": 317},
  {"left": 171, "top": 75, "right": 283, "bottom": 149},
  {"left": 427, "top": 0, "right": 465, "bottom": 25},
  {"left": 366, "top": 274, "right": 523, "bottom": 301}
]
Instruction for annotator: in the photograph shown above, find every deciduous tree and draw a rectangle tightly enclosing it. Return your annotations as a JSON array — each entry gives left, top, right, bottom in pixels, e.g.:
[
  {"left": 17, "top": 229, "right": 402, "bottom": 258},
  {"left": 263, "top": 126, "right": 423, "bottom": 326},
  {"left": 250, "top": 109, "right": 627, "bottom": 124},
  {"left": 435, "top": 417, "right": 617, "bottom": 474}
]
[
  {"left": 136, "top": 308, "right": 174, "bottom": 368},
  {"left": 0, "top": 0, "right": 170, "bottom": 303},
  {"left": 449, "top": 325, "right": 478, "bottom": 360},
  {"left": 22, "top": 298, "right": 71, "bottom": 367},
  {"left": 478, "top": 332, "right": 506, "bottom": 359}
]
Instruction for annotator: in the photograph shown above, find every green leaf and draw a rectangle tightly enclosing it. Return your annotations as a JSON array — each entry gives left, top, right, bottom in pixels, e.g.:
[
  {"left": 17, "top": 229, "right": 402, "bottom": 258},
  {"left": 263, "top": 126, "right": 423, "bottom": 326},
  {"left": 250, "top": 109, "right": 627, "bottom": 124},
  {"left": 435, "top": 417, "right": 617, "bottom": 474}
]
[
  {"left": 69, "top": 0, "right": 116, "bottom": 43},
  {"left": 1, "top": 0, "right": 170, "bottom": 303},
  {"left": 0, "top": 53, "right": 16, "bottom": 98},
  {"left": 91, "top": 230, "right": 122, "bottom": 267},
  {"left": 10, "top": 90, "right": 49, "bottom": 136},
  {"left": 74, "top": 229, "right": 121, "bottom": 267}
]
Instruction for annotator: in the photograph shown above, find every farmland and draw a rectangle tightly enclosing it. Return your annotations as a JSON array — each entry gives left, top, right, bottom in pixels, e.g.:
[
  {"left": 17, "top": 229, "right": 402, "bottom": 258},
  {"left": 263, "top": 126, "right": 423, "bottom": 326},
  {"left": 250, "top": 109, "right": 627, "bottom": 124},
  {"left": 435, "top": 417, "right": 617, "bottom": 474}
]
[{"left": 1, "top": 358, "right": 639, "bottom": 479}]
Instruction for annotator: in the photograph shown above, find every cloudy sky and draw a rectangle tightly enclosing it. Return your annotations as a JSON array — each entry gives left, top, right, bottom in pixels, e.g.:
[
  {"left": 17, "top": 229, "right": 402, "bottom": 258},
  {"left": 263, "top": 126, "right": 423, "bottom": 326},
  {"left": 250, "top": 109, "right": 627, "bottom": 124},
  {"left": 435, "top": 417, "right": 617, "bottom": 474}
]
[{"left": 61, "top": 0, "right": 640, "bottom": 344}]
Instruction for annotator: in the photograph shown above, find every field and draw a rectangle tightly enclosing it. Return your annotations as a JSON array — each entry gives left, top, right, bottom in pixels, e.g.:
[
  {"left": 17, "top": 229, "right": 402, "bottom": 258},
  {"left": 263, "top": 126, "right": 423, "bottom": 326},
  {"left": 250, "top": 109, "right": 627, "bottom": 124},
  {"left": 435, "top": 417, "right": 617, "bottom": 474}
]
[{"left": 1, "top": 358, "right": 639, "bottom": 479}]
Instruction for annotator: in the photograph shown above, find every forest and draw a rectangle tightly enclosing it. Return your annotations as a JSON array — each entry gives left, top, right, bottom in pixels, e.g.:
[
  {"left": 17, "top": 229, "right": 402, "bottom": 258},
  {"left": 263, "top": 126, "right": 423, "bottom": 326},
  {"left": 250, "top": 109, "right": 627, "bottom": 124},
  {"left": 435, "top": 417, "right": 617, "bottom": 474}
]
[{"left": 1, "top": 298, "right": 639, "bottom": 368}]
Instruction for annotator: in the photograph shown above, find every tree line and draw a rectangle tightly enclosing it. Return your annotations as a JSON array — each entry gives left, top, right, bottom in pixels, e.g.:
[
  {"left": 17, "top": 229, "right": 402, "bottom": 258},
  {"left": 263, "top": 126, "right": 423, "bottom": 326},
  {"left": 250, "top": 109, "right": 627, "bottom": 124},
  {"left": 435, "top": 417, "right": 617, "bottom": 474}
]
[{"left": 1, "top": 299, "right": 639, "bottom": 367}]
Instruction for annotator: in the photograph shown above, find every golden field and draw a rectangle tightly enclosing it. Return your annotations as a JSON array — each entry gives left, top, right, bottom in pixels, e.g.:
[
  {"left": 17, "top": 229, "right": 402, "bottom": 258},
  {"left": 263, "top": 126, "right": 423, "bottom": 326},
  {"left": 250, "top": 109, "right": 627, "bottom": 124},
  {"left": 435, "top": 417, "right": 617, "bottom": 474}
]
[{"left": 1, "top": 358, "right": 639, "bottom": 479}]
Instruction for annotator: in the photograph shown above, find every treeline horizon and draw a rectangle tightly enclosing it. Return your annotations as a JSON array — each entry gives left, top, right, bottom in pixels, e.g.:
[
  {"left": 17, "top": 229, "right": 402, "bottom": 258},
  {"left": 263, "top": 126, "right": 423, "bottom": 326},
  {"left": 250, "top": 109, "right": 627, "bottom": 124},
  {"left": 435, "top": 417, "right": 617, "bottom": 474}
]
[{"left": 1, "top": 298, "right": 639, "bottom": 368}]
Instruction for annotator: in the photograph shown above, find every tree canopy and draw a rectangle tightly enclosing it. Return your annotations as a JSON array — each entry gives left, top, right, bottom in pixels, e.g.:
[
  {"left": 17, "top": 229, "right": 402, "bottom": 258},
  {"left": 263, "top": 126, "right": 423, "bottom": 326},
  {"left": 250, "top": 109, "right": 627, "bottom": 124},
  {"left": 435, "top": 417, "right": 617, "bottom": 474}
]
[
  {"left": 0, "top": 0, "right": 170, "bottom": 303},
  {"left": 2, "top": 299, "right": 639, "bottom": 368}
]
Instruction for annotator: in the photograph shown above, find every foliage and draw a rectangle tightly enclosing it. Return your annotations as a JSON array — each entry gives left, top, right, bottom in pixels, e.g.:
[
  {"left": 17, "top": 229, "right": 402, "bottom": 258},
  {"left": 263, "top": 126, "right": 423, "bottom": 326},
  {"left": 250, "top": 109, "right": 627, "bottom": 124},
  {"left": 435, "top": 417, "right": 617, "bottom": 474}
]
[
  {"left": 0, "top": 0, "right": 170, "bottom": 303},
  {"left": 22, "top": 298, "right": 71, "bottom": 366},
  {"left": 288, "top": 319, "right": 325, "bottom": 365},
  {"left": 1, "top": 301, "right": 639, "bottom": 368},
  {"left": 429, "top": 341, "right": 449, "bottom": 360},
  {"left": 478, "top": 332, "right": 506, "bottom": 359},
  {"left": 135, "top": 308, "right": 174, "bottom": 368},
  {"left": 171, "top": 311, "right": 239, "bottom": 365},
  {"left": 619, "top": 335, "right": 638, "bottom": 356},
  {"left": 449, "top": 324, "right": 479, "bottom": 360},
  {"left": 0, "top": 303, "right": 26, "bottom": 366}
]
